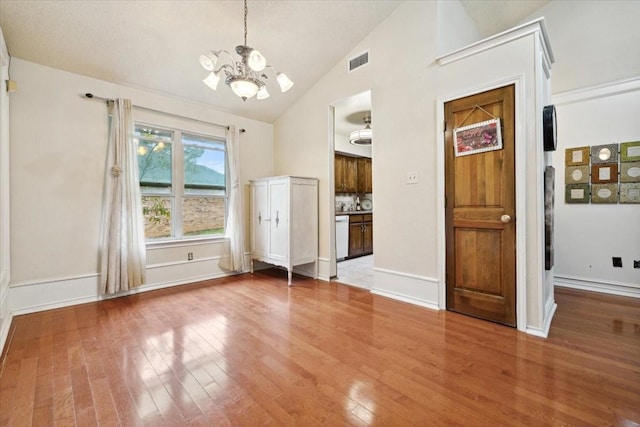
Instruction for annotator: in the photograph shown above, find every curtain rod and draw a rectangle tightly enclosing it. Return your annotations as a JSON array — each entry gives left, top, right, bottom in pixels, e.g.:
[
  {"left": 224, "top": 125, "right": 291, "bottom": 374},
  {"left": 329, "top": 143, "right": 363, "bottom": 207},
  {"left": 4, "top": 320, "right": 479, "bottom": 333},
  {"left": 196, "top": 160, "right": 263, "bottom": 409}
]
[{"left": 82, "top": 93, "right": 230, "bottom": 130}]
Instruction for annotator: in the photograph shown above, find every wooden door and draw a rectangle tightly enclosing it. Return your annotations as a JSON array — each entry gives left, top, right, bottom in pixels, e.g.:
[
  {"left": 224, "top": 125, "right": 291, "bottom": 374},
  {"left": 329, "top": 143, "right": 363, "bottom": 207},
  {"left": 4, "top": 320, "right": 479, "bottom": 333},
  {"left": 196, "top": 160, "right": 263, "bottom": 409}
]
[
  {"left": 344, "top": 156, "right": 358, "bottom": 193},
  {"left": 335, "top": 155, "right": 346, "bottom": 192},
  {"left": 348, "top": 215, "right": 363, "bottom": 257},
  {"left": 363, "top": 218, "right": 373, "bottom": 254},
  {"left": 268, "top": 179, "right": 288, "bottom": 261},
  {"left": 444, "top": 85, "right": 516, "bottom": 326}
]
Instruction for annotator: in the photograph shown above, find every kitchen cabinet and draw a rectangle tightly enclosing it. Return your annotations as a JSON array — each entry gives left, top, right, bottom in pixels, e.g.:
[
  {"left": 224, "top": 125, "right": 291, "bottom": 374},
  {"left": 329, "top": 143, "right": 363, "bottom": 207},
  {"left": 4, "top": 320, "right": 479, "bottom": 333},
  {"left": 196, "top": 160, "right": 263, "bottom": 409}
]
[
  {"left": 250, "top": 176, "right": 318, "bottom": 285},
  {"left": 348, "top": 213, "right": 373, "bottom": 258},
  {"left": 335, "top": 154, "right": 357, "bottom": 193},
  {"left": 357, "top": 157, "right": 372, "bottom": 193}
]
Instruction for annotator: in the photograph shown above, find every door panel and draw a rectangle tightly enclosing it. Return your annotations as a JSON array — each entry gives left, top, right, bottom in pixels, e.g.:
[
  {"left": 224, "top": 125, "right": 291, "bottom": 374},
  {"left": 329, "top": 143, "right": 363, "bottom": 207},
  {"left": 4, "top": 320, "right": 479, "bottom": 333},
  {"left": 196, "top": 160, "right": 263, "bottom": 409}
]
[
  {"left": 252, "top": 181, "right": 269, "bottom": 258},
  {"left": 445, "top": 85, "right": 516, "bottom": 326},
  {"left": 268, "top": 180, "right": 288, "bottom": 260}
]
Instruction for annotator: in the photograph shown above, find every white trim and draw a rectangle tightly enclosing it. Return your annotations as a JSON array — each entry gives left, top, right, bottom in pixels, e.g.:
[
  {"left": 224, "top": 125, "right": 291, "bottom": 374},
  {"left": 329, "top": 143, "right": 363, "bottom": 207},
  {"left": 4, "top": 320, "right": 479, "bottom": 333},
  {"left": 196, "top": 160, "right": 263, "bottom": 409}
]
[
  {"left": 555, "top": 275, "right": 640, "bottom": 299},
  {"left": 317, "top": 257, "right": 332, "bottom": 282},
  {"left": 372, "top": 267, "right": 440, "bottom": 310},
  {"left": 436, "top": 74, "right": 528, "bottom": 331},
  {"left": 436, "top": 18, "right": 554, "bottom": 67},
  {"left": 146, "top": 236, "right": 225, "bottom": 250},
  {"left": 552, "top": 76, "right": 640, "bottom": 106},
  {"left": 0, "top": 312, "right": 12, "bottom": 359},
  {"left": 526, "top": 301, "right": 556, "bottom": 339}
]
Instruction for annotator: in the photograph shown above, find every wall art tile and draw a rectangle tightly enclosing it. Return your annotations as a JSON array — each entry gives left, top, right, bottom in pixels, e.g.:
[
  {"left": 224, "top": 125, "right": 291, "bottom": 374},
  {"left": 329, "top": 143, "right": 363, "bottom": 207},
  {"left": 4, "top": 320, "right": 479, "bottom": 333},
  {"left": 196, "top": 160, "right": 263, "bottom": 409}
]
[
  {"left": 591, "top": 184, "right": 618, "bottom": 204},
  {"left": 591, "top": 163, "right": 619, "bottom": 184},
  {"left": 620, "top": 141, "right": 640, "bottom": 162},
  {"left": 620, "top": 161, "right": 640, "bottom": 183},
  {"left": 565, "top": 165, "right": 589, "bottom": 184},
  {"left": 591, "top": 144, "right": 618, "bottom": 164},
  {"left": 565, "top": 183, "right": 590, "bottom": 204},
  {"left": 620, "top": 183, "right": 640, "bottom": 203},
  {"left": 565, "top": 146, "right": 590, "bottom": 166}
]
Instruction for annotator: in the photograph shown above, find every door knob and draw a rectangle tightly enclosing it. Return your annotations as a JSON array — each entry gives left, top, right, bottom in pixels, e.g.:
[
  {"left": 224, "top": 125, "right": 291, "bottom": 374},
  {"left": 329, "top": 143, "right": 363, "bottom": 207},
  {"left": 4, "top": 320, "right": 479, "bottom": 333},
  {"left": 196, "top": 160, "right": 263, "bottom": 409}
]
[{"left": 500, "top": 214, "right": 512, "bottom": 223}]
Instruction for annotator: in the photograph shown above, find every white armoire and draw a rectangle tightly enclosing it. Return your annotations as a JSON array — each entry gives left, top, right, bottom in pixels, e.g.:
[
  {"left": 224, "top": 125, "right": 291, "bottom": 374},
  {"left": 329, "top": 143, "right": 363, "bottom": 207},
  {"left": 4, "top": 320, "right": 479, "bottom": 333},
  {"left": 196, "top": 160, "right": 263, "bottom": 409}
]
[{"left": 249, "top": 176, "right": 318, "bottom": 285}]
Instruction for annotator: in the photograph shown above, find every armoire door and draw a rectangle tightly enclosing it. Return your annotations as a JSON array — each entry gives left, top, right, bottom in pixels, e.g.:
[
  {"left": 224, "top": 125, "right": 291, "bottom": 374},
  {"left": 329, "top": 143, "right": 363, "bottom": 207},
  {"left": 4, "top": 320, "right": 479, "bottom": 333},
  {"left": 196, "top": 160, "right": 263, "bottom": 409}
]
[
  {"left": 252, "top": 181, "right": 269, "bottom": 258},
  {"left": 268, "top": 179, "right": 289, "bottom": 261}
]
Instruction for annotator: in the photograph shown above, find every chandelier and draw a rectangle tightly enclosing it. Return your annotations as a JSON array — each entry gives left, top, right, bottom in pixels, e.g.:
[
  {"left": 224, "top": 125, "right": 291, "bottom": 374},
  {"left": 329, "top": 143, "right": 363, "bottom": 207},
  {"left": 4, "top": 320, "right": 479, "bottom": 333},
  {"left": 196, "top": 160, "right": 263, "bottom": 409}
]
[
  {"left": 350, "top": 116, "right": 372, "bottom": 145},
  {"left": 199, "top": 0, "right": 294, "bottom": 101}
]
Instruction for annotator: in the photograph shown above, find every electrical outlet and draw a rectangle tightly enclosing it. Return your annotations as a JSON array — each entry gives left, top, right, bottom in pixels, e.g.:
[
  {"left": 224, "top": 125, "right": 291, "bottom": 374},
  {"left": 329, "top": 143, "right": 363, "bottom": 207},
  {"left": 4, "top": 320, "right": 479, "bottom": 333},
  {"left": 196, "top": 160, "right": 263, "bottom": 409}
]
[
  {"left": 634, "top": 260, "right": 640, "bottom": 269},
  {"left": 407, "top": 171, "right": 418, "bottom": 184},
  {"left": 188, "top": 252, "right": 193, "bottom": 261},
  {"left": 612, "top": 257, "right": 622, "bottom": 268}
]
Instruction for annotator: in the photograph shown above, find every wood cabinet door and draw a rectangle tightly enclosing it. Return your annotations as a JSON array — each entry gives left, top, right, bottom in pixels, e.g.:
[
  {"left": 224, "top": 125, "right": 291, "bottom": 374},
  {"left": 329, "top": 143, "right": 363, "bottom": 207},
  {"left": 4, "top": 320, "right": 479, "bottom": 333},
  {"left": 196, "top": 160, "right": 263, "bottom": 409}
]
[
  {"left": 363, "top": 220, "right": 373, "bottom": 254},
  {"left": 444, "top": 84, "right": 516, "bottom": 327},
  {"left": 344, "top": 156, "right": 358, "bottom": 193},
  {"left": 357, "top": 157, "right": 372, "bottom": 193},
  {"left": 335, "top": 155, "right": 346, "bottom": 192},
  {"left": 348, "top": 223, "right": 363, "bottom": 257}
]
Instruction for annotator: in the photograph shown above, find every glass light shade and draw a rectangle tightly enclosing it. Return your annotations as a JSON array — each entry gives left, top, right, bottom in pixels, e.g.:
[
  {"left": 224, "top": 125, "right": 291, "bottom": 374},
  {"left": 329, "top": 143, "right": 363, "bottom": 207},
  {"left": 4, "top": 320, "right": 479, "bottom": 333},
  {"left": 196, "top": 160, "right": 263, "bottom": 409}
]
[
  {"left": 277, "top": 73, "right": 294, "bottom": 92},
  {"left": 229, "top": 78, "right": 259, "bottom": 100},
  {"left": 248, "top": 49, "right": 267, "bottom": 71},
  {"left": 350, "top": 127, "right": 372, "bottom": 145},
  {"left": 203, "top": 71, "right": 221, "bottom": 90},
  {"left": 199, "top": 51, "right": 218, "bottom": 71},
  {"left": 256, "top": 85, "right": 270, "bottom": 100}
]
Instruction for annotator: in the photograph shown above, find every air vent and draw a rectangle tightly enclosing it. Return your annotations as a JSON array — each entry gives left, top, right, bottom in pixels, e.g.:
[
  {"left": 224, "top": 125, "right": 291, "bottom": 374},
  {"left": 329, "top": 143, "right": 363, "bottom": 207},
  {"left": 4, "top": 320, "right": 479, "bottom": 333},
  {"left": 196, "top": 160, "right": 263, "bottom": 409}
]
[{"left": 348, "top": 51, "right": 369, "bottom": 72}]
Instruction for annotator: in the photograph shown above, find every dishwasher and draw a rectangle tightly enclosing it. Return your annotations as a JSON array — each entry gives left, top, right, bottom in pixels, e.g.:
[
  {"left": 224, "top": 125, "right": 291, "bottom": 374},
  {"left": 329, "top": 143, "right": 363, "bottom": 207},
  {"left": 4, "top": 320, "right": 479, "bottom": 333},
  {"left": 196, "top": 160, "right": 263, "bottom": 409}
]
[{"left": 336, "top": 215, "right": 349, "bottom": 260}]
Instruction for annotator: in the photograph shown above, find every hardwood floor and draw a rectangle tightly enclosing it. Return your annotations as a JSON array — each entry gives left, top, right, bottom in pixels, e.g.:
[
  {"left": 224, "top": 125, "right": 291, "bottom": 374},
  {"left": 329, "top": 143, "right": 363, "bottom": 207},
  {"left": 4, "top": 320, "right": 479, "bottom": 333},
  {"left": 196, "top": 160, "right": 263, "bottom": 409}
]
[{"left": 1, "top": 270, "right": 639, "bottom": 426}]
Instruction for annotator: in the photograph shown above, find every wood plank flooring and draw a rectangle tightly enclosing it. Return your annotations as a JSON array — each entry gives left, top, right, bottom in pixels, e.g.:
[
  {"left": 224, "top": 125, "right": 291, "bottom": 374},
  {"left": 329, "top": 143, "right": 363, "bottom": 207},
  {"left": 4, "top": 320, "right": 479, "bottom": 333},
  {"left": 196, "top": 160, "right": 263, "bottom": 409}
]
[{"left": 1, "top": 270, "right": 639, "bottom": 426}]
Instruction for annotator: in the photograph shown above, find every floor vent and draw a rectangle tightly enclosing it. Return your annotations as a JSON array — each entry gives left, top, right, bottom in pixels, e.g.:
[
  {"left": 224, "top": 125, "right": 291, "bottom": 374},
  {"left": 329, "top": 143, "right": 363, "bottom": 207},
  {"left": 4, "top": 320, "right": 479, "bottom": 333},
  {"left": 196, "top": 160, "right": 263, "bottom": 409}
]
[{"left": 348, "top": 51, "right": 369, "bottom": 72}]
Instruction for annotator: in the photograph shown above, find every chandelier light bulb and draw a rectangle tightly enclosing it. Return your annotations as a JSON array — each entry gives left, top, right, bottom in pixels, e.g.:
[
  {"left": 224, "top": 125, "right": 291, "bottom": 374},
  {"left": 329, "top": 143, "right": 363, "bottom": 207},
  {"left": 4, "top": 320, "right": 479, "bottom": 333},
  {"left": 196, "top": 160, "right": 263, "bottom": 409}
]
[
  {"left": 248, "top": 49, "right": 267, "bottom": 71},
  {"left": 277, "top": 73, "right": 294, "bottom": 92},
  {"left": 256, "top": 85, "right": 270, "bottom": 100},
  {"left": 199, "top": 51, "right": 218, "bottom": 71},
  {"left": 203, "top": 71, "right": 221, "bottom": 90},
  {"left": 229, "top": 78, "right": 259, "bottom": 100}
]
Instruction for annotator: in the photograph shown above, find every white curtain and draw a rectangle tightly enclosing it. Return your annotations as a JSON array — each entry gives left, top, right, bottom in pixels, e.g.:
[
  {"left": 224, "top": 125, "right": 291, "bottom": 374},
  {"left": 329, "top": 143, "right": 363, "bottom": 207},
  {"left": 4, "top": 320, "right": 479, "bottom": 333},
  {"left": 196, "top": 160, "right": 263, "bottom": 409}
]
[
  {"left": 218, "top": 125, "right": 246, "bottom": 272},
  {"left": 100, "top": 99, "right": 146, "bottom": 294}
]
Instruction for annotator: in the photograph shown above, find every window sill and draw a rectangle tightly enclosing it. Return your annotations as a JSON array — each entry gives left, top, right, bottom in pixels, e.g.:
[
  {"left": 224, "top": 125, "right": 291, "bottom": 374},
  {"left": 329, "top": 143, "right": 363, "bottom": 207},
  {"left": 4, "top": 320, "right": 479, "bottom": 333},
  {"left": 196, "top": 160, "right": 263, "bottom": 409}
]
[{"left": 145, "top": 235, "right": 226, "bottom": 250}]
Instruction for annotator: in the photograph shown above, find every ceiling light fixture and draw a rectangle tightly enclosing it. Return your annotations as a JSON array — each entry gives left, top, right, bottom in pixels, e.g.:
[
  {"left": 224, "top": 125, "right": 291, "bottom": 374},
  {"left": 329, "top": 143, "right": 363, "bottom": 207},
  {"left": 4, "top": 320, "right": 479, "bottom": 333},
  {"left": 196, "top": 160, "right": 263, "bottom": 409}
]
[
  {"left": 199, "top": 0, "right": 293, "bottom": 101},
  {"left": 350, "top": 116, "right": 372, "bottom": 145}
]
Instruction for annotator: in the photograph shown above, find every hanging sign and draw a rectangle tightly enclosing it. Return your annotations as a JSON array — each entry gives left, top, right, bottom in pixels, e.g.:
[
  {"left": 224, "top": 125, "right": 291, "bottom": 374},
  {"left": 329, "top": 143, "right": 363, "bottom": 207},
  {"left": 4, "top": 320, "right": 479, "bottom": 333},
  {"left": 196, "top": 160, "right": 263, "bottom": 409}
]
[{"left": 454, "top": 118, "right": 502, "bottom": 157}]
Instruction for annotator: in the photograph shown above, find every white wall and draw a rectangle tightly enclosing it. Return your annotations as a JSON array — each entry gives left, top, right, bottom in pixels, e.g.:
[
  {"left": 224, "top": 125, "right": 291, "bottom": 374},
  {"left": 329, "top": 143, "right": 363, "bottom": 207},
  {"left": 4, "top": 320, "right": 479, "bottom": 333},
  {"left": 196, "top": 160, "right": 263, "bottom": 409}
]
[
  {"left": 8, "top": 59, "right": 274, "bottom": 314},
  {"left": 0, "top": 26, "right": 11, "bottom": 353},
  {"left": 553, "top": 79, "right": 640, "bottom": 297},
  {"left": 274, "top": 3, "right": 553, "bottom": 333},
  {"left": 436, "top": 0, "right": 482, "bottom": 55},
  {"left": 523, "top": 0, "right": 640, "bottom": 94}
]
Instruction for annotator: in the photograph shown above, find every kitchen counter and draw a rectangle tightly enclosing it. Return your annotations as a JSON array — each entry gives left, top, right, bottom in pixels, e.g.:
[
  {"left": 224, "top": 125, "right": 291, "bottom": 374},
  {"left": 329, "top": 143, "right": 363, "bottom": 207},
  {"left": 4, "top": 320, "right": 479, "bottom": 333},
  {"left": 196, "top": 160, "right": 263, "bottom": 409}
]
[{"left": 335, "top": 211, "right": 373, "bottom": 215}]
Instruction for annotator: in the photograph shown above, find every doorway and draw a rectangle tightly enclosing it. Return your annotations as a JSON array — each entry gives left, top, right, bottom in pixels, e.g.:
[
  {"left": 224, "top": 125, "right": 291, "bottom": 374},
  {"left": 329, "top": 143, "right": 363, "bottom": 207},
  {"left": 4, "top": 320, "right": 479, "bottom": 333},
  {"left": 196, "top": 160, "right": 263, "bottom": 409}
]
[
  {"left": 444, "top": 84, "right": 516, "bottom": 326},
  {"left": 332, "top": 90, "right": 374, "bottom": 289}
]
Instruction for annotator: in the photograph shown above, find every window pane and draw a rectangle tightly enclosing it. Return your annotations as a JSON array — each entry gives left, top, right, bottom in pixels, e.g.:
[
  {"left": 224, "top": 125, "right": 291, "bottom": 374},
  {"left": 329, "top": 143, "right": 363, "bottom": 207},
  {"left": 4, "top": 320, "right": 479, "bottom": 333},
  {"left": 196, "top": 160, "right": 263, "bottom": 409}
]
[
  {"left": 183, "top": 134, "right": 225, "bottom": 191},
  {"left": 182, "top": 197, "right": 225, "bottom": 236},
  {"left": 142, "top": 196, "right": 172, "bottom": 238},
  {"left": 137, "top": 126, "right": 173, "bottom": 188}
]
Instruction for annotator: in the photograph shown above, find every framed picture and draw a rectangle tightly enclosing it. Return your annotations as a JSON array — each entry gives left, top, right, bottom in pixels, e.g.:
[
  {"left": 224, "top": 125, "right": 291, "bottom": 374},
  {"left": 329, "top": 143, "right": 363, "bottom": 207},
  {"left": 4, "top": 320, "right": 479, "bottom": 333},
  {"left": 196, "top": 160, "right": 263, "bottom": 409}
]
[
  {"left": 620, "top": 161, "right": 640, "bottom": 183},
  {"left": 591, "top": 164, "right": 618, "bottom": 184},
  {"left": 591, "top": 184, "right": 618, "bottom": 204},
  {"left": 453, "top": 118, "right": 502, "bottom": 157},
  {"left": 565, "top": 146, "right": 590, "bottom": 166},
  {"left": 620, "top": 183, "right": 640, "bottom": 203},
  {"left": 591, "top": 144, "right": 618, "bottom": 164},
  {"left": 565, "top": 165, "right": 589, "bottom": 184},
  {"left": 620, "top": 141, "right": 640, "bottom": 162},
  {"left": 565, "top": 184, "right": 590, "bottom": 204}
]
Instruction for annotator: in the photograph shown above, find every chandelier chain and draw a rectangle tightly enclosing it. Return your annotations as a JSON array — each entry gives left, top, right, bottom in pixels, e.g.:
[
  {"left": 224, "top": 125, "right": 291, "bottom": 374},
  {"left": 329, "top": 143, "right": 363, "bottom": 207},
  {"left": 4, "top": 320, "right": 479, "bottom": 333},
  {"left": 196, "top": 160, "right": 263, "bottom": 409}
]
[{"left": 244, "top": 0, "right": 248, "bottom": 46}]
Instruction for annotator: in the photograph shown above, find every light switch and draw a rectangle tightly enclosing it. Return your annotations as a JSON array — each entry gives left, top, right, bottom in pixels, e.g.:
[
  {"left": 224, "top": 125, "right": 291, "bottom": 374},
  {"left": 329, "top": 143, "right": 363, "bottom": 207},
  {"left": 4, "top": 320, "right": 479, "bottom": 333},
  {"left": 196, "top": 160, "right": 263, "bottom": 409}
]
[{"left": 407, "top": 171, "right": 418, "bottom": 184}]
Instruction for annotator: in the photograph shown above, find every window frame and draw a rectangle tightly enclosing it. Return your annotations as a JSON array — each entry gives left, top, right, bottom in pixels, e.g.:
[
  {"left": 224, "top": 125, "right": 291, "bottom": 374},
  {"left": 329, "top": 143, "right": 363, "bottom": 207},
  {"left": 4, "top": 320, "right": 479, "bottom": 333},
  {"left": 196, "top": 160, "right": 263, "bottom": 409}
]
[{"left": 136, "top": 120, "right": 228, "bottom": 244}]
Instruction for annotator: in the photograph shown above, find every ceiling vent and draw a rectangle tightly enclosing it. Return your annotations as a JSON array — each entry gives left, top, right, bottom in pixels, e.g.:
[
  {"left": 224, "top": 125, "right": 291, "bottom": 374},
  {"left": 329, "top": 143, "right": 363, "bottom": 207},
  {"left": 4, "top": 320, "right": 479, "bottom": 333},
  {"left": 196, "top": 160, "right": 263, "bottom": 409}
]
[{"left": 348, "top": 51, "right": 369, "bottom": 73}]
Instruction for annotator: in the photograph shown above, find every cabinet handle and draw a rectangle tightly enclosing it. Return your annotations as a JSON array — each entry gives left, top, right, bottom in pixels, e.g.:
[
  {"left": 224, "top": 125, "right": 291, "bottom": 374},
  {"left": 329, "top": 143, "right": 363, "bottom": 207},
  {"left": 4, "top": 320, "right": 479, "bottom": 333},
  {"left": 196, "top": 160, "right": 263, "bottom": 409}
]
[
  {"left": 275, "top": 211, "right": 279, "bottom": 227},
  {"left": 258, "top": 211, "right": 262, "bottom": 224}
]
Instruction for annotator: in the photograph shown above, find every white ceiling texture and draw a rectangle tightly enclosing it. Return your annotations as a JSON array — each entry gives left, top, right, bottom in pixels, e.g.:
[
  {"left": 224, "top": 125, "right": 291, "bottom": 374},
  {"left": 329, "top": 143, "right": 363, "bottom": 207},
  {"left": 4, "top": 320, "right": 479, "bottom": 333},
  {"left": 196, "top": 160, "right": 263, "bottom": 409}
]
[{"left": 0, "top": 0, "right": 548, "bottom": 132}]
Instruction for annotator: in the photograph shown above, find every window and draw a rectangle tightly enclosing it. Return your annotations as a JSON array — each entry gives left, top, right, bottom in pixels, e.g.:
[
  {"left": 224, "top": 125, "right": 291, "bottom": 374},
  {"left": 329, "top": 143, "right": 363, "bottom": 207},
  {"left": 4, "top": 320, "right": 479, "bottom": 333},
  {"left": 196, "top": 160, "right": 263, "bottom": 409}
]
[{"left": 136, "top": 124, "right": 226, "bottom": 240}]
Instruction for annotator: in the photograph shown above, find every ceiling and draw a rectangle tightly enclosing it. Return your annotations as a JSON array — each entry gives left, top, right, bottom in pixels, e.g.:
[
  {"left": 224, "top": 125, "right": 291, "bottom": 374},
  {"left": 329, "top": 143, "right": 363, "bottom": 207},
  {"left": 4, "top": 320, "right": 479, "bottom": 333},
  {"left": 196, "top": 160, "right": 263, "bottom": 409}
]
[{"left": 0, "top": 0, "right": 549, "bottom": 127}]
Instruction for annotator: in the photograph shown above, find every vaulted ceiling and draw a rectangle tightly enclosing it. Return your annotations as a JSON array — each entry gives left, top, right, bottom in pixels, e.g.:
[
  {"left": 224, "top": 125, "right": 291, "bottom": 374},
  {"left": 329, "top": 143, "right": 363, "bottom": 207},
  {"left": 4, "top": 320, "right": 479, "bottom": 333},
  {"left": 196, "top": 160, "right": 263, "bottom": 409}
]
[{"left": 0, "top": 1, "right": 548, "bottom": 124}]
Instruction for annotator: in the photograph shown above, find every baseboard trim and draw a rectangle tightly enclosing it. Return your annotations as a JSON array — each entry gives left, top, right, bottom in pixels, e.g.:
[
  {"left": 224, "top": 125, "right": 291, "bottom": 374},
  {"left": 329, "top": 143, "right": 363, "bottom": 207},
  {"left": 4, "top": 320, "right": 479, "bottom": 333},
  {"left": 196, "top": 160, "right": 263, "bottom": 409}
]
[
  {"left": 372, "top": 267, "right": 440, "bottom": 310},
  {"left": 526, "top": 300, "right": 557, "bottom": 339},
  {"left": 0, "top": 311, "right": 11, "bottom": 361},
  {"left": 555, "top": 275, "right": 640, "bottom": 299}
]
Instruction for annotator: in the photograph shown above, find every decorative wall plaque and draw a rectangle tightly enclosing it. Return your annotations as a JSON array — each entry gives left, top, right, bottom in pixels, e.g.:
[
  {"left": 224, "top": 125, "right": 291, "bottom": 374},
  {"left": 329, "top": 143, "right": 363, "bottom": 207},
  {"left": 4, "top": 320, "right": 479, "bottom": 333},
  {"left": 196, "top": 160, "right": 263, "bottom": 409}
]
[
  {"left": 620, "top": 141, "right": 640, "bottom": 162},
  {"left": 591, "top": 144, "right": 618, "bottom": 164},
  {"left": 620, "top": 183, "right": 640, "bottom": 203},
  {"left": 544, "top": 167, "right": 554, "bottom": 270},
  {"left": 591, "top": 163, "right": 618, "bottom": 184},
  {"left": 565, "top": 184, "right": 590, "bottom": 204},
  {"left": 565, "top": 146, "right": 590, "bottom": 166},
  {"left": 591, "top": 184, "right": 618, "bottom": 204},
  {"left": 565, "top": 165, "right": 589, "bottom": 184},
  {"left": 620, "top": 161, "right": 640, "bottom": 183}
]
